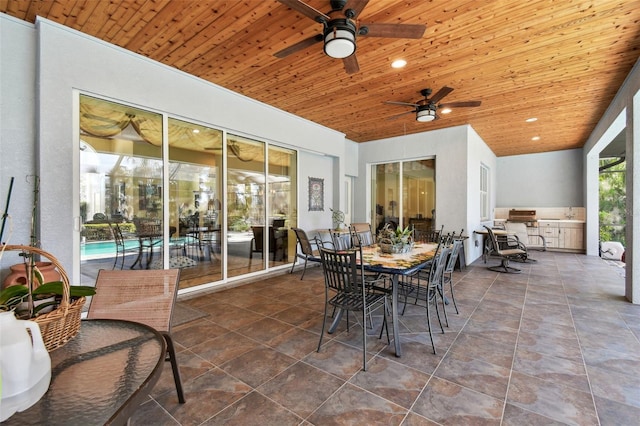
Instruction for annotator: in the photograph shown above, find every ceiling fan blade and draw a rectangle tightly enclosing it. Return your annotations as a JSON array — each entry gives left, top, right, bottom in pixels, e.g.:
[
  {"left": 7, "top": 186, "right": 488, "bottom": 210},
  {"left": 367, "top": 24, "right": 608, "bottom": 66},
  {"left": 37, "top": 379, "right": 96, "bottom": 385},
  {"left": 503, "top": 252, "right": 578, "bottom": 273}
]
[
  {"left": 439, "top": 100, "right": 482, "bottom": 108},
  {"left": 428, "top": 86, "right": 454, "bottom": 104},
  {"left": 387, "top": 110, "right": 416, "bottom": 121},
  {"left": 276, "top": 0, "right": 329, "bottom": 22},
  {"left": 343, "top": 0, "right": 369, "bottom": 17},
  {"left": 274, "top": 34, "right": 323, "bottom": 58},
  {"left": 360, "top": 22, "right": 426, "bottom": 39},
  {"left": 384, "top": 101, "right": 420, "bottom": 108},
  {"left": 343, "top": 54, "right": 359, "bottom": 74}
]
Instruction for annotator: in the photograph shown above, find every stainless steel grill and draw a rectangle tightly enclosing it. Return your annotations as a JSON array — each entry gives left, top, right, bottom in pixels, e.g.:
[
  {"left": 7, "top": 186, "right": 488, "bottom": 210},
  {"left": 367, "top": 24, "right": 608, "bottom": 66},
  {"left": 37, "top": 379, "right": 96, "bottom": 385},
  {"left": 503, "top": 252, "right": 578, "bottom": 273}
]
[{"left": 508, "top": 209, "right": 537, "bottom": 226}]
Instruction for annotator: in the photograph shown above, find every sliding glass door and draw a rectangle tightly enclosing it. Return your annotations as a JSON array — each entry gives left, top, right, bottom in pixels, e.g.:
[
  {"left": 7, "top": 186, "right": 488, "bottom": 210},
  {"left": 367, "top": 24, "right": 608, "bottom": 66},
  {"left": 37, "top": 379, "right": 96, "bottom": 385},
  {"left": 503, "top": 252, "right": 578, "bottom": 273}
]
[
  {"left": 372, "top": 159, "right": 435, "bottom": 233},
  {"left": 79, "top": 94, "right": 296, "bottom": 289}
]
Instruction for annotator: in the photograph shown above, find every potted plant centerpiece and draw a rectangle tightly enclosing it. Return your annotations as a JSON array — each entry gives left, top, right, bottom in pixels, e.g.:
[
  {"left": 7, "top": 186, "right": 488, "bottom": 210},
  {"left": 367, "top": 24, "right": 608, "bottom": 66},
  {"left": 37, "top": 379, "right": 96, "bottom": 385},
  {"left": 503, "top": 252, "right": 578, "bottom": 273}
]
[{"left": 377, "top": 223, "right": 414, "bottom": 254}]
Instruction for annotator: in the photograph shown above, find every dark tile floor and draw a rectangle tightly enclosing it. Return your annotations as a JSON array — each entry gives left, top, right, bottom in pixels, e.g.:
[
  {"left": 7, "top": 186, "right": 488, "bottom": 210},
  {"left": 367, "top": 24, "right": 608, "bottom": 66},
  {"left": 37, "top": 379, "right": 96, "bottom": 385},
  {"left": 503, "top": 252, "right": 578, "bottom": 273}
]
[{"left": 131, "top": 251, "right": 640, "bottom": 425}]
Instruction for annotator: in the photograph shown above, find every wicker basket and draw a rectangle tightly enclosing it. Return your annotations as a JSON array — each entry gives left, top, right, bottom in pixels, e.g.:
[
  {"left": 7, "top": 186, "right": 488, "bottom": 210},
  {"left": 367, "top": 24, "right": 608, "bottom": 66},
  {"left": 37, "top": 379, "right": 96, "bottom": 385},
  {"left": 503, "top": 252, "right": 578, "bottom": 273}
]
[{"left": 2, "top": 245, "right": 85, "bottom": 352}]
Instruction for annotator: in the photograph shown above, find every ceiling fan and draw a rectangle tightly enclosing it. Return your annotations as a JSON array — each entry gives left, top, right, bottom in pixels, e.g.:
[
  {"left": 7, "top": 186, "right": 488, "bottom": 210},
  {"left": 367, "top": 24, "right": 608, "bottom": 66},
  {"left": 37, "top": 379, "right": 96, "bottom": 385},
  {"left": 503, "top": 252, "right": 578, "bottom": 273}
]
[
  {"left": 385, "top": 87, "right": 482, "bottom": 122},
  {"left": 274, "top": 0, "right": 426, "bottom": 74}
]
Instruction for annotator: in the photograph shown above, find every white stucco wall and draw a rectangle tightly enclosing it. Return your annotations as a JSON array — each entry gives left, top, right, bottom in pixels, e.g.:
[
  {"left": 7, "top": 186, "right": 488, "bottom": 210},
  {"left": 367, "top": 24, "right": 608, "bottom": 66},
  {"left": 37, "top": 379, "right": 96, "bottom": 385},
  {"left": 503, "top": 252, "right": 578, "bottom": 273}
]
[
  {"left": 496, "top": 149, "right": 584, "bottom": 207},
  {"left": 466, "top": 126, "right": 498, "bottom": 262},
  {"left": 298, "top": 151, "right": 334, "bottom": 233},
  {"left": 0, "top": 15, "right": 37, "bottom": 257}
]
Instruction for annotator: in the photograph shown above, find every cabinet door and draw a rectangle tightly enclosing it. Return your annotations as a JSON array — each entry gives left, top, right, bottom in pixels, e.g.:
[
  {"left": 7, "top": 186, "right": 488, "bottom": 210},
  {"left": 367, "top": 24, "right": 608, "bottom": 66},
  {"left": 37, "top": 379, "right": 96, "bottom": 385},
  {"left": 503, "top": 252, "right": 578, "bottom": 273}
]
[
  {"left": 559, "top": 226, "right": 584, "bottom": 250},
  {"left": 538, "top": 222, "right": 559, "bottom": 248}
]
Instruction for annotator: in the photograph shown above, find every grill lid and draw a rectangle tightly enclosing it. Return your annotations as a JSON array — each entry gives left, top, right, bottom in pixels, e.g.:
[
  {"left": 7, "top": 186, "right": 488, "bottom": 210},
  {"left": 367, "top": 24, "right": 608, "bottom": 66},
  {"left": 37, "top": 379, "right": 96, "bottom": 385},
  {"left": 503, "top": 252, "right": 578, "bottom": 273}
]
[{"left": 508, "top": 209, "right": 537, "bottom": 221}]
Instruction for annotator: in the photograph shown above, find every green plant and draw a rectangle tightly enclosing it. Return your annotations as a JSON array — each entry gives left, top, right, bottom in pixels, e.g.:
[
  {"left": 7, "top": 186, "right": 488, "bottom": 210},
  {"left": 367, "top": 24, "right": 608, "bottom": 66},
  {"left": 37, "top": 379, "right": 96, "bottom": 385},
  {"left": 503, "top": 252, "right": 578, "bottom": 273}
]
[
  {"left": 0, "top": 280, "right": 95, "bottom": 318},
  {"left": 378, "top": 223, "right": 412, "bottom": 245}
]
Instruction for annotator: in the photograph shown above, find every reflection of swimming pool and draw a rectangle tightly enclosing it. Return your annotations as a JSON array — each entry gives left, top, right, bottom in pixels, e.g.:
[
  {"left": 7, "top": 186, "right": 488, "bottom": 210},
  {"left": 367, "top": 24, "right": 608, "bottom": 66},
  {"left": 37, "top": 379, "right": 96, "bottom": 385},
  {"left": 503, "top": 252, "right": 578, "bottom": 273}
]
[{"left": 81, "top": 240, "right": 139, "bottom": 260}]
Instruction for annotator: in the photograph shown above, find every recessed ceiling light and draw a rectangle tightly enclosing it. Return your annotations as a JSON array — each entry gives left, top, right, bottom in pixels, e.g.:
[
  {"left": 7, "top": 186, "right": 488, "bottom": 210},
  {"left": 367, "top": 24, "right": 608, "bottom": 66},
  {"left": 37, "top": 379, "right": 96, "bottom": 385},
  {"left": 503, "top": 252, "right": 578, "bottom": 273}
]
[
  {"left": 391, "top": 59, "right": 407, "bottom": 68},
  {"left": 525, "top": 117, "right": 538, "bottom": 122},
  {"left": 531, "top": 136, "right": 540, "bottom": 141},
  {"left": 192, "top": 129, "right": 200, "bottom": 134},
  {"left": 440, "top": 107, "right": 452, "bottom": 114}
]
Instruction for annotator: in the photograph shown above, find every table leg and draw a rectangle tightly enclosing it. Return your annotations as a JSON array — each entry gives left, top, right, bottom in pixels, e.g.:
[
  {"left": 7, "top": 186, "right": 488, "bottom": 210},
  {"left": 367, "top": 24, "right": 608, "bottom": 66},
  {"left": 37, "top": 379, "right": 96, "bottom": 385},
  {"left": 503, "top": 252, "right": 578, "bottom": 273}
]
[{"left": 392, "top": 275, "right": 401, "bottom": 357}]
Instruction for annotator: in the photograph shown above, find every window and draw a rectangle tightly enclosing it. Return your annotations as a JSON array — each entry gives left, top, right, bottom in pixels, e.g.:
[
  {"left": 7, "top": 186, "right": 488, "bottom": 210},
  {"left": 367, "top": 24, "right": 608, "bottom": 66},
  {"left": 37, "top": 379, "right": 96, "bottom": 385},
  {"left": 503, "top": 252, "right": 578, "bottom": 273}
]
[{"left": 480, "top": 163, "right": 490, "bottom": 221}]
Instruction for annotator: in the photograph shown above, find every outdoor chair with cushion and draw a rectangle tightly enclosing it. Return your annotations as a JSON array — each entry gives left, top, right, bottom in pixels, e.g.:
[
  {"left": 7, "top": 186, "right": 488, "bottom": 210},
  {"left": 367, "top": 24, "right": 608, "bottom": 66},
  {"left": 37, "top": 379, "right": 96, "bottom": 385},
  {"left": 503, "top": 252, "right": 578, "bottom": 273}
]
[
  {"left": 504, "top": 221, "right": 546, "bottom": 262},
  {"left": 483, "top": 225, "right": 526, "bottom": 273}
]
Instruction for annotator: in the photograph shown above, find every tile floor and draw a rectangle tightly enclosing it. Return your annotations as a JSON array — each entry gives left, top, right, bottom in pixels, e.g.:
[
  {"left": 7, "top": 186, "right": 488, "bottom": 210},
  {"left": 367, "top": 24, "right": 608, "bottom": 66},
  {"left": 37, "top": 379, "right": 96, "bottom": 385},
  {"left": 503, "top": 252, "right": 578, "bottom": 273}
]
[{"left": 131, "top": 251, "right": 640, "bottom": 425}]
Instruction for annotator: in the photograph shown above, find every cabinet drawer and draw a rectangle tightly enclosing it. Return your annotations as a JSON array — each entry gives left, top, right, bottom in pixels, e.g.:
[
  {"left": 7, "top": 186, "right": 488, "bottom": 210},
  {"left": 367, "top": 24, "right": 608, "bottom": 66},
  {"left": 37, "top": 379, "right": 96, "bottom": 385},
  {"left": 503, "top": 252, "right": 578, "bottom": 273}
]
[{"left": 538, "top": 221, "right": 559, "bottom": 228}]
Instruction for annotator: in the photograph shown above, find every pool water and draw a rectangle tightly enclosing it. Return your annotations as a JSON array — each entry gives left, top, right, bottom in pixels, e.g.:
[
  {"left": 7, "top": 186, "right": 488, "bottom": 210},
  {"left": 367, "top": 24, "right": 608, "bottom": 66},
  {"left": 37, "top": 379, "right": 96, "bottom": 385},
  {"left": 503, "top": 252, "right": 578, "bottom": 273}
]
[{"left": 81, "top": 240, "right": 139, "bottom": 260}]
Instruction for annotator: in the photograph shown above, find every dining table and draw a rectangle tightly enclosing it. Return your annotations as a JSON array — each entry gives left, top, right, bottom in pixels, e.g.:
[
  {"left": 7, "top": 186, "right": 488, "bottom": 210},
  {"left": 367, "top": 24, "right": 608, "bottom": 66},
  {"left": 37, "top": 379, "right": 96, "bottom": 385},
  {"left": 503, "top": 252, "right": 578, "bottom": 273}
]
[
  {"left": 4, "top": 319, "right": 166, "bottom": 426},
  {"left": 326, "top": 242, "right": 438, "bottom": 357}
]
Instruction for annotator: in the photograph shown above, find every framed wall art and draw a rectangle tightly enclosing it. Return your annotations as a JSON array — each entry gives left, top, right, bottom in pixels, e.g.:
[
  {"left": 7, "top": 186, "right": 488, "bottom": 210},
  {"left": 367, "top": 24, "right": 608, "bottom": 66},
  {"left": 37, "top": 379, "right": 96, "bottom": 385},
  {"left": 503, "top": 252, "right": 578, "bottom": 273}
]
[{"left": 308, "top": 177, "right": 324, "bottom": 211}]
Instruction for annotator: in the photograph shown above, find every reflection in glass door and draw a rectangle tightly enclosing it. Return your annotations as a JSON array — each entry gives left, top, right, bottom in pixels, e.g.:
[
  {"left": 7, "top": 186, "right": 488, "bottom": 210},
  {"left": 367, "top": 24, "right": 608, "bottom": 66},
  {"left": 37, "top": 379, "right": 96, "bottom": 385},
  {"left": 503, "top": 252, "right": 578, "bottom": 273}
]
[
  {"left": 227, "top": 135, "right": 265, "bottom": 277},
  {"left": 268, "top": 145, "right": 297, "bottom": 267},
  {"left": 168, "top": 118, "right": 223, "bottom": 287},
  {"left": 79, "top": 94, "right": 163, "bottom": 282},
  {"left": 371, "top": 159, "right": 435, "bottom": 234}
]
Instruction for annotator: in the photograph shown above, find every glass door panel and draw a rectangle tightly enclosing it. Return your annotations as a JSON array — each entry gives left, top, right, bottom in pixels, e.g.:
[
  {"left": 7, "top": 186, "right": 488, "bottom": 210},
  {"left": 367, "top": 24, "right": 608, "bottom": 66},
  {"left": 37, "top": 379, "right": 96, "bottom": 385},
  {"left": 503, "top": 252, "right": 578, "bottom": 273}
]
[
  {"left": 79, "top": 95, "right": 163, "bottom": 282},
  {"left": 268, "top": 145, "right": 297, "bottom": 267},
  {"left": 372, "top": 162, "right": 400, "bottom": 233},
  {"left": 402, "top": 159, "right": 436, "bottom": 233},
  {"left": 168, "top": 118, "right": 223, "bottom": 288},
  {"left": 227, "top": 135, "right": 265, "bottom": 277}
]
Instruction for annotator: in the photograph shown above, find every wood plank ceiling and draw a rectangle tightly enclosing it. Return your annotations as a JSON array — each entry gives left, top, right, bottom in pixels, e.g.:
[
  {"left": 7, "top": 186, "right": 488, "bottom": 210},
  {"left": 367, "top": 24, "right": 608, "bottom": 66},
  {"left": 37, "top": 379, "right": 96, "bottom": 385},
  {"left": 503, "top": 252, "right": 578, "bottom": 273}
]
[{"left": 2, "top": 0, "right": 639, "bottom": 157}]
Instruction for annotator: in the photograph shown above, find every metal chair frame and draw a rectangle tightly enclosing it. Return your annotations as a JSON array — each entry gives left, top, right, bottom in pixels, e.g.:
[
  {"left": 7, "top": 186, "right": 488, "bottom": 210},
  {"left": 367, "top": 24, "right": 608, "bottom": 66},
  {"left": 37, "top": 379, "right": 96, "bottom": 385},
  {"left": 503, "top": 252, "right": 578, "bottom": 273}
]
[{"left": 317, "top": 246, "right": 389, "bottom": 371}]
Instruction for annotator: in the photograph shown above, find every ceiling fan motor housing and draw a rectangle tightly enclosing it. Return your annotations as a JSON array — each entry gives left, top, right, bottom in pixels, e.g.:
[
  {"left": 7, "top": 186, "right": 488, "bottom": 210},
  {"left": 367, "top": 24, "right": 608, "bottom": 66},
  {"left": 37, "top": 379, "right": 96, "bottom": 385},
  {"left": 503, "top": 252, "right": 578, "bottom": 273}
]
[{"left": 323, "top": 18, "right": 357, "bottom": 58}]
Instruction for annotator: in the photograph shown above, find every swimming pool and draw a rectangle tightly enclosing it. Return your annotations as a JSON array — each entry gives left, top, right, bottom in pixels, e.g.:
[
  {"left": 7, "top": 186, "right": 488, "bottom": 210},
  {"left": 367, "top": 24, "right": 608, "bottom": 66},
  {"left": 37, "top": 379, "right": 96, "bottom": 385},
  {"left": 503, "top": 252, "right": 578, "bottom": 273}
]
[{"left": 81, "top": 239, "right": 140, "bottom": 260}]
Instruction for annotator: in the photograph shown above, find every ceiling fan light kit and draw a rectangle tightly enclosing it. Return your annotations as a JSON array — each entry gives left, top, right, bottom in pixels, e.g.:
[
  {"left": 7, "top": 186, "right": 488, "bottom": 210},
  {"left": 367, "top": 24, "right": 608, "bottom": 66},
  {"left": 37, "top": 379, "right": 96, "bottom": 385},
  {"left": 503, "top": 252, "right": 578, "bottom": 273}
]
[
  {"left": 275, "top": 0, "right": 426, "bottom": 74},
  {"left": 416, "top": 105, "right": 437, "bottom": 122},
  {"left": 323, "top": 19, "right": 356, "bottom": 58},
  {"left": 386, "top": 86, "right": 481, "bottom": 122}
]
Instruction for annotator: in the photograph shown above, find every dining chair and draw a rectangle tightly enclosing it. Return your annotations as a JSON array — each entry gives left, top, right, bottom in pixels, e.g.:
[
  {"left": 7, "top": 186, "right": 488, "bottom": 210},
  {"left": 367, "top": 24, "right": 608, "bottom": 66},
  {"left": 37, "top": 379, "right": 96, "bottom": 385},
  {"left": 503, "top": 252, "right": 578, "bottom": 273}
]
[
  {"left": 249, "top": 226, "right": 278, "bottom": 266},
  {"left": 289, "top": 227, "right": 323, "bottom": 279},
  {"left": 317, "top": 246, "right": 389, "bottom": 371},
  {"left": 328, "top": 229, "right": 352, "bottom": 250},
  {"left": 87, "top": 268, "right": 186, "bottom": 403},
  {"left": 131, "top": 218, "right": 163, "bottom": 269},
  {"left": 441, "top": 239, "right": 463, "bottom": 315},
  {"left": 349, "top": 223, "right": 375, "bottom": 247},
  {"left": 107, "top": 222, "right": 139, "bottom": 270},
  {"left": 416, "top": 246, "right": 450, "bottom": 354},
  {"left": 483, "top": 225, "right": 526, "bottom": 273}
]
